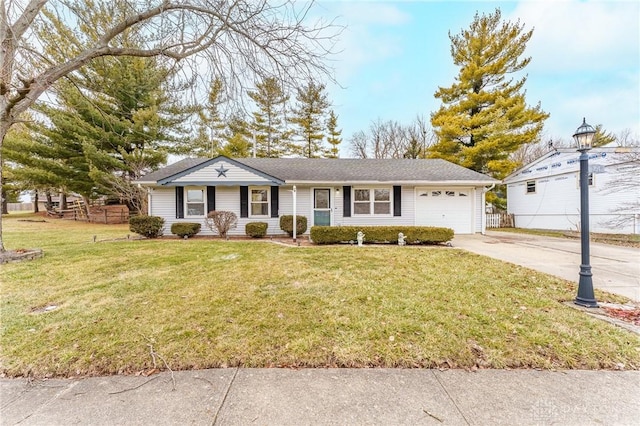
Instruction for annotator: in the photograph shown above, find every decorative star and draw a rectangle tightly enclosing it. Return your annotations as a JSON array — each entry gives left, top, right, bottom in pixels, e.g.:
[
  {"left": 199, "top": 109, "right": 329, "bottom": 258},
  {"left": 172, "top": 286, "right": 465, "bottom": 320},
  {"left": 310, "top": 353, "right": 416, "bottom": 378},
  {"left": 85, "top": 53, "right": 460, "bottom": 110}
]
[{"left": 216, "top": 164, "right": 229, "bottom": 178}]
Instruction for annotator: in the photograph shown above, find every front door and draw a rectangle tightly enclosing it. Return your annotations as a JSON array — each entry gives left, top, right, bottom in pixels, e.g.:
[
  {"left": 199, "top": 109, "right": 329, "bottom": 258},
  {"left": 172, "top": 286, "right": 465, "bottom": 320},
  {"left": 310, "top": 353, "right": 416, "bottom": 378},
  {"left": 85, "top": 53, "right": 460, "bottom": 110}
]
[{"left": 313, "top": 188, "right": 331, "bottom": 226}]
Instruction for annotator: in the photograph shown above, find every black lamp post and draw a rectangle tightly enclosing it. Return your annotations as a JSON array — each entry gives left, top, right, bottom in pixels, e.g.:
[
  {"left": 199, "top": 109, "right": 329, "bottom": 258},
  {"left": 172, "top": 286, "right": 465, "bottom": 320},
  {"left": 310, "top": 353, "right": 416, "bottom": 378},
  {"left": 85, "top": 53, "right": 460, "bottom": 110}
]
[{"left": 573, "top": 118, "right": 598, "bottom": 308}]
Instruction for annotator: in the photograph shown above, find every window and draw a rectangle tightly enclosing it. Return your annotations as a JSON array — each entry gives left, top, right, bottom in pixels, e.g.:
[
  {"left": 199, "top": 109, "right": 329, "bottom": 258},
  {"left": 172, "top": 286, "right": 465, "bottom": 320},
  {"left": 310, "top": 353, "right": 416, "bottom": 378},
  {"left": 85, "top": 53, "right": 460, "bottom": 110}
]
[
  {"left": 445, "top": 191, "right": 455, "bottom": 197},
  {"left": 431, "top": 191, "right": 441, "bottom": 197},
  {"left": 374, "top": 189, "right": 391, "bottom": 214},
  {"left": 186, "top": 188, "right": 205, "bottom": 216},
  {"left": 353, "top": 188, "right": 391, "bottom": 215},
  {"left": 250, "top": 187, "right": 269, "bottom": 216},
  {"left": 353, "top": 189, "right": 371, "bottom": 214},
  {"left": 576, "top": 173, "right": 594, "bottom": 188},
  {"left": 526, "top": 180, "right": 536, "bottom": 194}
]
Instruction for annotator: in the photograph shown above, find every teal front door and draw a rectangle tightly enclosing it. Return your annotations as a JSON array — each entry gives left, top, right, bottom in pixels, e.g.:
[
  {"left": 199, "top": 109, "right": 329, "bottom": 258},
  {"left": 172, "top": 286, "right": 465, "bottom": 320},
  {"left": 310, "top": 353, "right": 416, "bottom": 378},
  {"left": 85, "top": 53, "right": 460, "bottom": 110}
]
[{"left": 313, "top": 188, "right": 331, "bottom": 226}]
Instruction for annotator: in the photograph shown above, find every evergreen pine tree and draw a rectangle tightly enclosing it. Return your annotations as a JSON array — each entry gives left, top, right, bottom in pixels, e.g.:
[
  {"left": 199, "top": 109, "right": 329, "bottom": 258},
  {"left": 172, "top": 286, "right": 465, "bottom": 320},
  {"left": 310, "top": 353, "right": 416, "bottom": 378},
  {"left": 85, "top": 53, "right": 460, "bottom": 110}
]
[
  {"left": 291, "top": 81, "right": 330, "bottom": 158},
  {"left": 326, "top": 110, "right": 342, "bottom": 158},
  {"left": 430, "top": 8, "right": 549, "bottom": 179},
  {"left": 248, "top": 77, "right": 290, "bottom": 157}
]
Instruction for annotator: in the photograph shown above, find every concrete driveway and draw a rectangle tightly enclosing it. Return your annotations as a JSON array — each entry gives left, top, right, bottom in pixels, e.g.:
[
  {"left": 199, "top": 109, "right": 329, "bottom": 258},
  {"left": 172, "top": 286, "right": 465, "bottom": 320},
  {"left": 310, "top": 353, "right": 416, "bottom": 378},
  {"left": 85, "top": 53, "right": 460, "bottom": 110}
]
[{"left": 452, "top": 230, "right": 640, "bottom": 302}]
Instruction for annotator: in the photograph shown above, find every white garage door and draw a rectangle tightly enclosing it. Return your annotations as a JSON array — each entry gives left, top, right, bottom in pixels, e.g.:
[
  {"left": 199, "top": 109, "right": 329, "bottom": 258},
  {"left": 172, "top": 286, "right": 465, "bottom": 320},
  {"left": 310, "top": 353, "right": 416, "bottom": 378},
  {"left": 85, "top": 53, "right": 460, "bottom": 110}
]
[{"left": 415, "top": 187, "right": 473, "bottom": 234}]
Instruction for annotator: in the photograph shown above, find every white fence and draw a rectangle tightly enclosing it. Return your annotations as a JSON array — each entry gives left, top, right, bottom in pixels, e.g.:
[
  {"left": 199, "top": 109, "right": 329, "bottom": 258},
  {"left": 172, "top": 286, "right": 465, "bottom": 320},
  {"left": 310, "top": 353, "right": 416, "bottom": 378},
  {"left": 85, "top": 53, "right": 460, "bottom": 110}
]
[{"left": 487, "top": 213, "right": 514, "bottom": 228}]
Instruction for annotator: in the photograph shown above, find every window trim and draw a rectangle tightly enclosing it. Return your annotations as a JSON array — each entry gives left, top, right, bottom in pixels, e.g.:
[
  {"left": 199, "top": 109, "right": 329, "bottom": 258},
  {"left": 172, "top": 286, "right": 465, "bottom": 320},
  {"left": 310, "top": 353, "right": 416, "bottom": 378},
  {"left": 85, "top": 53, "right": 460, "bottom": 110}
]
[
  {"left": 185, "top": 186, "right": 206, "bottom": 218},
  {"left": 526, "top": 180, "right": 536, "bottom": 194},
  {"left": 352, "top": 187, "right": 393, "bottom": 216},
  {"left": 249, "top": 186, "right": 270, "bottom": 218},
  {"left": 576, "top": 172, "right": 595, "bottom": 188}
]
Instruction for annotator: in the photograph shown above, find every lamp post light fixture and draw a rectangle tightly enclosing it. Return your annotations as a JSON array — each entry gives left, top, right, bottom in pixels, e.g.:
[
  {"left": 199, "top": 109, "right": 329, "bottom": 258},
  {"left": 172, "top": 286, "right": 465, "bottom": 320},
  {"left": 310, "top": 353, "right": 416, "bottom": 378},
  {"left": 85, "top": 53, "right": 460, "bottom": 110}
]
[{"left": 573, "top": 118, "right": 598, "bottom": 308}]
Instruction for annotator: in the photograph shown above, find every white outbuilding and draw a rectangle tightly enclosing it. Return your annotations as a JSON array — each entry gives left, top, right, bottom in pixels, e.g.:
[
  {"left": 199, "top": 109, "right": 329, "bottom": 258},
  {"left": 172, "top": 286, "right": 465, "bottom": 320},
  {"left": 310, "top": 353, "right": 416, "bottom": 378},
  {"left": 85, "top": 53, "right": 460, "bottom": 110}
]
[{"left": 504, "top": 146, "right": 640, "bottom": 234}]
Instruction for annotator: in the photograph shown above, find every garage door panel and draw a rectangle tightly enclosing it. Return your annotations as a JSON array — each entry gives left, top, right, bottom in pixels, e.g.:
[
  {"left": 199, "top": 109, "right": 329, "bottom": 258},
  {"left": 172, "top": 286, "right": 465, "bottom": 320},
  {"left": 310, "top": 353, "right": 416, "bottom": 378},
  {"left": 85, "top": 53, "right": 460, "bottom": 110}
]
[{"left": 416, "top": 187, "right": 472, "bottom": 234}]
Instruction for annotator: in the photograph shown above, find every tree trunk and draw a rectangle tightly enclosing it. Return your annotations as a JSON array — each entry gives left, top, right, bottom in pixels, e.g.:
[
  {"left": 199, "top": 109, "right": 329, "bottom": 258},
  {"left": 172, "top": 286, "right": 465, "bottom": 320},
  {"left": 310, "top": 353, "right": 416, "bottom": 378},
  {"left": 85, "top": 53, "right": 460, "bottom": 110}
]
[
  {"left": 34, "top": 191, "right": 39, "bottom": 213},
  {"left": 1, "top": 187, "right": 7, "bottom": 214},
  {"left": 0, "top": 119, "right": 10, "bottom": 252},
  {"left": 60, "top": 192, "right": 67, "bottom": 210}
]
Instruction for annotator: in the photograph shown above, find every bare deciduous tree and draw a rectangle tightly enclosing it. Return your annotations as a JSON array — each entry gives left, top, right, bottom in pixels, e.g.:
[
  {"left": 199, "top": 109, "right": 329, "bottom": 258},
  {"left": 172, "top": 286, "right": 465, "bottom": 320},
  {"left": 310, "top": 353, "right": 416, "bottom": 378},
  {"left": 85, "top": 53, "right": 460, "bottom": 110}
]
[
  {"left": 599, "top": 150, "right": 640, "bottom": 231},
  {"left": 0, "top": 0, "right": 340, "bottom": 251},
  {"left": 349, "top": 116, "right": 435, "bottom": 159}
]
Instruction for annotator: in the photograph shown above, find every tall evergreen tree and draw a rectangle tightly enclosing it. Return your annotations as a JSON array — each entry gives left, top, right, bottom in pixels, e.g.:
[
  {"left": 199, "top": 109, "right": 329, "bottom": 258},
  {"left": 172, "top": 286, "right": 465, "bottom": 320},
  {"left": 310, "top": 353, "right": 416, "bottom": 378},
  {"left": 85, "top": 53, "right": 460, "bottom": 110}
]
[
  {"left": 248, "top": 77, "right": 290, "bottom": 157},
  {"left": 189, "top": 77, "right": 227, "bottom": 157},
  {"left": 28, "top": 53, "right": 189, "bottom": 211},
  {"left": 291, "top": 81, "right": 330, "bottom": 158},
  {"left": 592, "top": 124, "right": 617, "bottom": 147},
  {"left": 325, "top": 110, "right": 342, "bottom": 158},
  {"left": 219, "top": 112, "right": 253, "bottom": 158},
  {"left": 430, "top": 8, "right": 548, "bottom": 179}
]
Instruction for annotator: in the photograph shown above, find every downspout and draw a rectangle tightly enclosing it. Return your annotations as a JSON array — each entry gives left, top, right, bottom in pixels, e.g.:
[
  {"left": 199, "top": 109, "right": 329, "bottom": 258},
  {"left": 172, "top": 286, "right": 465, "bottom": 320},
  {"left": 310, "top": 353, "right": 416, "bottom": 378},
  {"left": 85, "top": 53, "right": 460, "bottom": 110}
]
[{"left": 481, "top": 183, "right": 496, "bottom": 235}]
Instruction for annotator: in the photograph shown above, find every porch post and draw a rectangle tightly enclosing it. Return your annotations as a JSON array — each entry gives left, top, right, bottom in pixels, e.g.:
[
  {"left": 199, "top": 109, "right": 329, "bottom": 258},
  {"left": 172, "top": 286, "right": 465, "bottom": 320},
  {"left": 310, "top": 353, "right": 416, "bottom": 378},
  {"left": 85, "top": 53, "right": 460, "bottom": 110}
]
[{"left": 292, "top": 185, "right": 297, "bottom": 243}]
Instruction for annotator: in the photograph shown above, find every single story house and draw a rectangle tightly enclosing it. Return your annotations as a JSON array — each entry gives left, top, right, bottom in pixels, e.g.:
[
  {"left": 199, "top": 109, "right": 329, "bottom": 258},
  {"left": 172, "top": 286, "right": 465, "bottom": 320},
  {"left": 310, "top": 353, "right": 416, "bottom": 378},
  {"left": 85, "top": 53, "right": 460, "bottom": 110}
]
[
  {"left": 136, "top": 156, "right": 499, "bottom": 236},
  {"left": 504, "top": 146, "right": 640, "bottom": 234}
]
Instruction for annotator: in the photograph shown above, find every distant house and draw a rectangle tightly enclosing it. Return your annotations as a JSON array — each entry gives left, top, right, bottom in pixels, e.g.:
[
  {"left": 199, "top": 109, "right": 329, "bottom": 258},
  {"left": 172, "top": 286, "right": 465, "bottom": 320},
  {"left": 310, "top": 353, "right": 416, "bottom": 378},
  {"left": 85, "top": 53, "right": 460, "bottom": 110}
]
[
  {"left": 503, "top": 146, "right": 640, "bottom": 234},
  {"left": 136, "top": 156, "right": 498, "bottom": 236}
]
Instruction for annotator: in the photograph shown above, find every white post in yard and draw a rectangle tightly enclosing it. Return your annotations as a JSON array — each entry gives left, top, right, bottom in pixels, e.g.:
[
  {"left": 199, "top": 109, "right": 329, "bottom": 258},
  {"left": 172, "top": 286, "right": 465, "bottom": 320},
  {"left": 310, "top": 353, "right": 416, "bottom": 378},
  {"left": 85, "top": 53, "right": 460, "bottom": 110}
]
[{"left": 292, "top": 185, "right": 297, "bottom": 243}]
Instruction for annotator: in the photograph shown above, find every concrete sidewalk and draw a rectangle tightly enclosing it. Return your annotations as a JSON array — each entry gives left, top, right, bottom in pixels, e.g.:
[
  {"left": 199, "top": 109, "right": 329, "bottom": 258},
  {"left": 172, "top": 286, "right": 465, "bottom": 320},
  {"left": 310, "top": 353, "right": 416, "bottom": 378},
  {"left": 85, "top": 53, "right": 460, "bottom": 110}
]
[
  {"left": 2, "top": 368, "right": 639, "bottom": 425},
  {"left": 453, "top": 231, "right": 640, "bottom": 302}
]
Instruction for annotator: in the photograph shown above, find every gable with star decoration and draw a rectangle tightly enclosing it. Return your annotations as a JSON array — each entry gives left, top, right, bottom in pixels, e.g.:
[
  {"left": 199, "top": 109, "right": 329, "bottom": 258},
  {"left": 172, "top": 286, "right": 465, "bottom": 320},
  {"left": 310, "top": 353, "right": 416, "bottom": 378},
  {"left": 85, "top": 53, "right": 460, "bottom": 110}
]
[{"left": 158, "top": 156, "right": 284, "bottom": 187}]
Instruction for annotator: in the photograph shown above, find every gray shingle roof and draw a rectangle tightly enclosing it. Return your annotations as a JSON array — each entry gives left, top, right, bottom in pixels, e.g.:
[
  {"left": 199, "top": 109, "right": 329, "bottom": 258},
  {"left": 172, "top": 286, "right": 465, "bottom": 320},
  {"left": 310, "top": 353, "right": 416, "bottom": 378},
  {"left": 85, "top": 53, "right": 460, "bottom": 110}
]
[{"left": 139, "top": 157, "right": 498, "bottom": 184}]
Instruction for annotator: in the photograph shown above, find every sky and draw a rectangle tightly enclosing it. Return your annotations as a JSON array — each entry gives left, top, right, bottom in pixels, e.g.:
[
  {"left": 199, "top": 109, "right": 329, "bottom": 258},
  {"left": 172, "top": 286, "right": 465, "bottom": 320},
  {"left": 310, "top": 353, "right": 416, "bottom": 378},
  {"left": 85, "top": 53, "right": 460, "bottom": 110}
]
[{"left": 313, "top": 0, "right": 640, "bottom": 156}]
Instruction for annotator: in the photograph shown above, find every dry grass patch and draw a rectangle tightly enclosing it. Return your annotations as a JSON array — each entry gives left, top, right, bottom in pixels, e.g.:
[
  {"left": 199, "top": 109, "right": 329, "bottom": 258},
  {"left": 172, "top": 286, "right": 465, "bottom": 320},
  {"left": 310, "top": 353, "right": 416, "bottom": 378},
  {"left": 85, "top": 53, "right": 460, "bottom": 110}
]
[
  {"left": 1, "top": 215, "right": 639, "bottom": 377},
  {"left": 495, "top": 227, "right": 640, "bottom": 248}
]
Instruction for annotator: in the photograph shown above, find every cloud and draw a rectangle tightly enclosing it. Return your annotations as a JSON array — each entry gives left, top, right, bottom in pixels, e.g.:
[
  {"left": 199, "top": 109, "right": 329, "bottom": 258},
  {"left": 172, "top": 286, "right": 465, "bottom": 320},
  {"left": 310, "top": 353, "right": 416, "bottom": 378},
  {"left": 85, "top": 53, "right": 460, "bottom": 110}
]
[
  {"left": 509, "top": 1, "right": 639, "bottom": 73},
  {"left": 328, "top": 2, "right": 411, "bottom": 81},
  {"left": 505, "top": 1, "right": 639, "bottom": 138}
]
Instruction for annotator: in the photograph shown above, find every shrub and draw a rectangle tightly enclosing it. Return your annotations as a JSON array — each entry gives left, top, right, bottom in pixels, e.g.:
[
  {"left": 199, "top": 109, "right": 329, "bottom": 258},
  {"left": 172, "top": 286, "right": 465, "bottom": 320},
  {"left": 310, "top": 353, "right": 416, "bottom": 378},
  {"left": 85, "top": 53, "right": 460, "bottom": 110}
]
[
  {"left": 171, "top": 222, "right": 201, "bottom": 238},
  {"left": 279, "top": 215, "right": 308, "bottom": 236},
  {"left": 245, "top": 222, "right": 268, "bottom": 238},
  {"left": 129, "top": 215, "right": 165, "bottom": 238},
  {"left": 205, "top": 210, "right": 238, "bottom": 238},
  {"left": 310, "top": 226, "right": 454, "bottom": 245}
]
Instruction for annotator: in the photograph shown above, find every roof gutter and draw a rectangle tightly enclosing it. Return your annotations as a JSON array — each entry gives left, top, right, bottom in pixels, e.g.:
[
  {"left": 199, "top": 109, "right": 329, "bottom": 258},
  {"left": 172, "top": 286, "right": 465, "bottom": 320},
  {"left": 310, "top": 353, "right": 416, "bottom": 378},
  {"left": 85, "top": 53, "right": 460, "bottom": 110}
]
[
  {"left": 285, "top": 180, "right": 499, "bottom": 186},
  {"left": 483, "top": 183, "right": 496, "bottom": 193}
]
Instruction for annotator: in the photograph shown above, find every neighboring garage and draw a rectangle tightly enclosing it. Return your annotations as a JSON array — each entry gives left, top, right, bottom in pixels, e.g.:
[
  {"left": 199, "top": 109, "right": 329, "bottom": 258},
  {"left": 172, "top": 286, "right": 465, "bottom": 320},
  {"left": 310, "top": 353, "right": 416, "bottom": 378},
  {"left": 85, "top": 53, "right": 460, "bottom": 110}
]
[{"left": 415, "top": 187, "right": 474, "bottom": 234}]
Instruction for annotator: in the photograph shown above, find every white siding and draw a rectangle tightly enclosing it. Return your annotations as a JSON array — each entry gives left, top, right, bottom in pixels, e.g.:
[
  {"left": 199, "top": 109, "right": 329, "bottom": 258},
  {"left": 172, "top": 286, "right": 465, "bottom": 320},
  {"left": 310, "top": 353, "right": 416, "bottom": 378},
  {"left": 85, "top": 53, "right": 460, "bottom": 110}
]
[
  {"left": 150, "top": 186, "right": 287, "bottom": 236},
  {"left": 149, "top": 187, "right": 182, "bottom": 234},
  {"left": 336, "top": 186, "right": 414, "bottom": 227},
  {"left": 173, "top": 161, "right": 273, "bottom": 184},
  {"left": 149, "top": 184, "right": 492, "bottom": 237},
  {"left": 475, "top": 188, "right": 483, "bottom": 233},
  {"left": 507, "top": 166, "right": 640, "bottom": 234}
]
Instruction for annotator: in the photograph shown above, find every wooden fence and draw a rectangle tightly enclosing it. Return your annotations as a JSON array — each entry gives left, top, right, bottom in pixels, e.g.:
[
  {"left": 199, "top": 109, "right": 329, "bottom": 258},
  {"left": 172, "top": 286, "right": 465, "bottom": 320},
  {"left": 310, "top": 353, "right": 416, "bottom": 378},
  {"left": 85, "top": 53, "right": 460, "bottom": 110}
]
[
  {"left": 89, "top": 205, "right": 130, "bottom": 224},
  {"left": 487, "top": 213, "right": 515, "bottom": 228}
]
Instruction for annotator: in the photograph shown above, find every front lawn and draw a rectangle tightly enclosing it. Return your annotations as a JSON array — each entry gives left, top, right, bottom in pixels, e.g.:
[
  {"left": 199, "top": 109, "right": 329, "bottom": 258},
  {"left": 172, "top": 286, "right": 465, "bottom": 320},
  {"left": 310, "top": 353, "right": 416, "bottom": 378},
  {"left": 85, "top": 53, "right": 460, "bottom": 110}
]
[{"left": 1, "top": 215, "right": 639, "bottom": 377}]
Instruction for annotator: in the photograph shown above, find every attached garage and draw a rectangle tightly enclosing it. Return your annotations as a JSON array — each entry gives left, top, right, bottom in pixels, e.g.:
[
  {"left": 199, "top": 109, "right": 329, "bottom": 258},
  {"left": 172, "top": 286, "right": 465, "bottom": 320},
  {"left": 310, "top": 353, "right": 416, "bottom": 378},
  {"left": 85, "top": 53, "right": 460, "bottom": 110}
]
[{"left": 415, "top": 187, "right": 474, "bottom": 234}]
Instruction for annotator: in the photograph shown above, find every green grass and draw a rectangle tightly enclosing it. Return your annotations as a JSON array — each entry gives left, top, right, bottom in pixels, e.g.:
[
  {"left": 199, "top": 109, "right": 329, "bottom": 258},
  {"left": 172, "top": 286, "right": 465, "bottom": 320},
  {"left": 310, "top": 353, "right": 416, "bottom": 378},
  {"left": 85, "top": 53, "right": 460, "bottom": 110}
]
[{"left": 1, "top": 214, "right": 639, "bottom": 377}]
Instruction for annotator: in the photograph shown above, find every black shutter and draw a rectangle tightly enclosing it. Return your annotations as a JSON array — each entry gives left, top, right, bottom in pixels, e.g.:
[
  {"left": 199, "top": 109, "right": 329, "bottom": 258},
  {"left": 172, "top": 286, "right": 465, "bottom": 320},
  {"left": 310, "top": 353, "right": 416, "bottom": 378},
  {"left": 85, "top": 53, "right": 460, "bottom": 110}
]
[
  {"left": 393, "top": 185, "right": 402, "bottom": 217},
  {"left": 206, "top": 186, "right": 216, "bottom": 214},
  {"left": 175, "top": 186, "right": 184, "bottom": 218},
  {"left": 240, "top": 186, "right": 249, "bottom": 218},
  {"left": 270, "top": 186, "right": 279, "bottom": 218},
  {"left": 343, "top": 185, "right": 351, "bottom": 217}
]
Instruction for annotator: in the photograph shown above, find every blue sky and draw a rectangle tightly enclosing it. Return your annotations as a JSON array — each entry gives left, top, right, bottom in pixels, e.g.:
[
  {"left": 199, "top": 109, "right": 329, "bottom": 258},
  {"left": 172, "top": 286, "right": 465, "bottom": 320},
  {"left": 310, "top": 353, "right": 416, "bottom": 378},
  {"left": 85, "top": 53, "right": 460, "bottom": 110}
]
[{"left": 316, "top": 0, "right": 640, "bottom": 155}]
